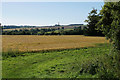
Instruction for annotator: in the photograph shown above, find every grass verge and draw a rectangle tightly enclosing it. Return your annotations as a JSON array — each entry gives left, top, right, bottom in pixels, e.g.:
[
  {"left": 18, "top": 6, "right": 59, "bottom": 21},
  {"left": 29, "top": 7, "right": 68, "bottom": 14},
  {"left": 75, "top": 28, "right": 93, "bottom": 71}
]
[{"left": 2, "top": 43, "right": 120, "bottom": 78}]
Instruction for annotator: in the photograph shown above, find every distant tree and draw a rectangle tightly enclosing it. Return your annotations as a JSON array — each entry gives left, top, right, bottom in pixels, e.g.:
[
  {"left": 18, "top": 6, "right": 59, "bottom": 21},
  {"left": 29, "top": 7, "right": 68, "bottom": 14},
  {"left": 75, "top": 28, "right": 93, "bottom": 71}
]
[
  {"left": 62, "top": 27, "right": 64, "bottom": 29},
  {"left": 84, "top": 8, "right": 104, "bottom": 36},
  {"left": 58, "top": 28, "right": 60, "bottom": 30},
  {"left": 35, "top": 28, "right": 40, "bottom": 31},
  {"left": 40, "top": 30, "right": 45, "bottom": 35}
]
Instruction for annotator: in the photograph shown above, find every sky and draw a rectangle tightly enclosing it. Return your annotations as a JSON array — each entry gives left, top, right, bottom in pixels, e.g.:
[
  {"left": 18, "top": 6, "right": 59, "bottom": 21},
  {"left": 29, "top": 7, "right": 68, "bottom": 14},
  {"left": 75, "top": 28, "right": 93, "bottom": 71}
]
[{"left": 2, "top": 2, "right": 104, "bottom": 26}]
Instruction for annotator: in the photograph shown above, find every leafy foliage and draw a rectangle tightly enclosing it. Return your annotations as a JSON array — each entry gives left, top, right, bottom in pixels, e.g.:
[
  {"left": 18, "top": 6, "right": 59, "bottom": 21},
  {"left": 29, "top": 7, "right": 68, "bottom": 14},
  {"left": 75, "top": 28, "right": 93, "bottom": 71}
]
[
  {"left": 84, "top": 8, "right": 104, "bottom": 36},
  {"left": 97, "top": 2, "right": 120, "bottom": 49},
  {"left": 97, "top": 2, "right": 120, "bottom": 78},
  {"left": 2, "top": 27, "right": 84, "bottom": 35}
]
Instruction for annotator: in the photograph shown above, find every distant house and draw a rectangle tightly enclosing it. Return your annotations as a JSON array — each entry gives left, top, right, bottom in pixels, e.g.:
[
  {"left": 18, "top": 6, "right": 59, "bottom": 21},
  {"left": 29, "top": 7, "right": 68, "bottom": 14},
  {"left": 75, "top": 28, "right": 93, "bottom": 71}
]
[
  {"left": 79, "top": 26, "right": 87, "bottom": 30},
  {"left": 69, "top": 24, "right": 83, "bottom": 26}
]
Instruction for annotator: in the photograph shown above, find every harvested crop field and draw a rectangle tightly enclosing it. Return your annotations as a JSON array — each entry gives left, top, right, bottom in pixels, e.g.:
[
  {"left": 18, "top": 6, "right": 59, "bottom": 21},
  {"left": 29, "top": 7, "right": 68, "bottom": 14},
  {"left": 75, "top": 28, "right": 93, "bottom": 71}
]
[{"left": 2, "top": 35, "right": 108, "bottom": 52}]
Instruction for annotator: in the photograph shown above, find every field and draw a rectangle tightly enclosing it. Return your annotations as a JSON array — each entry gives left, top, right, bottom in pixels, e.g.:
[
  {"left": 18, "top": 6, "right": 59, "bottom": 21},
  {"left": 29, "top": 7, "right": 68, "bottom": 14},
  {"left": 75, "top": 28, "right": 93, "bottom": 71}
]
[
  {"left": 3, "top": 43, "right": 111, "bottom": 78},
  {"left": 2, "top": 35, "right": 119, "bottom": 78},
  {"left": 2, "top": 35, "right": 108, "bottom": 52}
]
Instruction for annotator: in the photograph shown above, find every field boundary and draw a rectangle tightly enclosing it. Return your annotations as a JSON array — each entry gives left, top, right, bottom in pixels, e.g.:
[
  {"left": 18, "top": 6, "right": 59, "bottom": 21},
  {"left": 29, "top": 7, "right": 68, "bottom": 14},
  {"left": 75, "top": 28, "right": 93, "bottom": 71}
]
[{"left": 2, "top": 43, "right": 109, "bottom": 59}]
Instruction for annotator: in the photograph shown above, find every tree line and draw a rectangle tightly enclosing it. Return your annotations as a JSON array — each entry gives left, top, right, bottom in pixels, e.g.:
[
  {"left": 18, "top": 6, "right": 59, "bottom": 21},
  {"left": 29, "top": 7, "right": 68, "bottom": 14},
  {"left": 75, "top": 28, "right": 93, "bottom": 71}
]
[{"left": 2, "top": 27, "right": 85, "bottom": 35}]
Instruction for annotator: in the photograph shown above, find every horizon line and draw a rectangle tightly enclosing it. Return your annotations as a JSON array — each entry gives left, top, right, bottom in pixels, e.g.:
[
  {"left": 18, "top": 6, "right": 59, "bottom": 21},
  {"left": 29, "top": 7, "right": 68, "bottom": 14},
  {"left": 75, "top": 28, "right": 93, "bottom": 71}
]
[{"left": 2, "top": 23, "right": 87, "bottom": 26}]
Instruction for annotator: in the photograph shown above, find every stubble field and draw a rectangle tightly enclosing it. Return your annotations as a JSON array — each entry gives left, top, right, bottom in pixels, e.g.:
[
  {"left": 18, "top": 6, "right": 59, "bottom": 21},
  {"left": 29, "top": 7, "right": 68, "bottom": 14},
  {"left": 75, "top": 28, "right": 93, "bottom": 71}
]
[{"left": 2, "top": 35, "right": 108, "bottom": 52}]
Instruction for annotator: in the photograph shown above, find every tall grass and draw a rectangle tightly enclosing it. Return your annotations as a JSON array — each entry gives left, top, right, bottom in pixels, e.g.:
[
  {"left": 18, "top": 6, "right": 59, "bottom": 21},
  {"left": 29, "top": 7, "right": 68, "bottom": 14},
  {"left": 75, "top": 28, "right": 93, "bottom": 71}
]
[
  {"left": 2, "top": 48, "right": 24, "bottom": 59},
  {"left": 2, "top": 43, "right": 120, "bottom": 79}
]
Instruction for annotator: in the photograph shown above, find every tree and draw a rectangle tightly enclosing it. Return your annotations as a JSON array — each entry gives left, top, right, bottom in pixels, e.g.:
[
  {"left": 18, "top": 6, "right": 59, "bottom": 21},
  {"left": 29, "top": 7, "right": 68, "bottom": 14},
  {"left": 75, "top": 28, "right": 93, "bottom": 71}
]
[
  {"left": 97, "top": 2, "right": 120, "bottom": 51},
  {"left": 96, "top": 2, "right": 120, "bottom": 78},
  {"left": 84, "top": 8, "right": 104, "bottom": 36}
]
